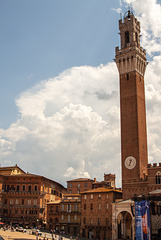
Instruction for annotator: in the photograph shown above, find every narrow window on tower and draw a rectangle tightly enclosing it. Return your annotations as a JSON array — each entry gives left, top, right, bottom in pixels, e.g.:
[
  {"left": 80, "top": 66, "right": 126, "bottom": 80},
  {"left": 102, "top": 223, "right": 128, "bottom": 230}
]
[
  {"left": 156, "top": 172, "right": 161, "bottom": 184},
  {"left": 127, "top": 73, "right": 129, "bottom": 80},
  {"left": 125, "top": 31, "right": 129, "bottom": 47},
  {"left": 135, "top": 32, "right": 138, "bottom": 46}
]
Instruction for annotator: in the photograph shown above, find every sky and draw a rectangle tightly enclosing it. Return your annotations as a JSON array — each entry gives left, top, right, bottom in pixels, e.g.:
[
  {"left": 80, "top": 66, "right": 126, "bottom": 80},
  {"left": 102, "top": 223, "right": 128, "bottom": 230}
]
[{"left": 1, "top": 0, "right": 161, "bottom": 188}]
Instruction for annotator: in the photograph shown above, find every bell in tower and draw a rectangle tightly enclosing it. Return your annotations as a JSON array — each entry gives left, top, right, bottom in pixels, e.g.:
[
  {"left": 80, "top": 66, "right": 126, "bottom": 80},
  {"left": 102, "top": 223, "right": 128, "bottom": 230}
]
[{"left": 120, "top": 10, "right": 140, "bottom": 49}]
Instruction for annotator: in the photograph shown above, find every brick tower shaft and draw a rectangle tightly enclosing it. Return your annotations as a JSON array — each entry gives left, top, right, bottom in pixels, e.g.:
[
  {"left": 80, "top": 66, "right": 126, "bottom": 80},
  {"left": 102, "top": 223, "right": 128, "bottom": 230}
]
[{"left": 115, "top": 11, "right": 148, "bottom": 195}]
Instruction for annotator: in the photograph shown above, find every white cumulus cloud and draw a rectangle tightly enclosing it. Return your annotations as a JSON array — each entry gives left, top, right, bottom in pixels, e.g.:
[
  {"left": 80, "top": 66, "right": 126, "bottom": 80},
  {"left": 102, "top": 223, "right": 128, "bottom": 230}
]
[{"left": 0, "top": 63, "right": 121, "bottom": 186}]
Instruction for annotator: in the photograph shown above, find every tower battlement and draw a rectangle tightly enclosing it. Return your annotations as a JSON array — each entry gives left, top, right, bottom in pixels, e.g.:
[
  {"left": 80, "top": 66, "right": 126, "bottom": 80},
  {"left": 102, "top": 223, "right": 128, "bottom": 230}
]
[
  {"left": 148, "top": 163, "right": 161, "bottom": 168},
  {"left": 115, "top": 10, "right": 147, "bottom": 76}
]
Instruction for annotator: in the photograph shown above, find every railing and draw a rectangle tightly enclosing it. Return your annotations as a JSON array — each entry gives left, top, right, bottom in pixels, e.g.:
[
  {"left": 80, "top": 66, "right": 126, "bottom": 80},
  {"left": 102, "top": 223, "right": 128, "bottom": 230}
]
[
  {"left": 58, "top": 210, "right": 81, "bottom": 214},
  {"left": 1, "top": 204, "right": 40, "bottom": 209},
  {"left": 2, "top": 190, "right": 46, "bottom": 195}
]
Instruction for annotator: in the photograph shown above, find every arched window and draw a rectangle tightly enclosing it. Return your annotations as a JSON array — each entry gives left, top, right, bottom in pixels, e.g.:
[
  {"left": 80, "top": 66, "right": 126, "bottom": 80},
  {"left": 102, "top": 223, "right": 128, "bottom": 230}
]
[
  {"left": 125, "top": 31, "right": 129, "bottom": 46},
  {"left": 156, "top": 172, "right": 161, "bottom": 184}
]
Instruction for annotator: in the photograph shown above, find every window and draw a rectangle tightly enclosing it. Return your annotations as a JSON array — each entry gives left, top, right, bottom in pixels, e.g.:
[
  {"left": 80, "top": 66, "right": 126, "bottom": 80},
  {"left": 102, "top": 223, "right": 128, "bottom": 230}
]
[
  {"left": 28, "top": 185, "right": 31, "bottom": 192},
  {"left": 125, "top": 31, "right": 129, "bottom": 45},
  {"left": 135, "top": 32, "right": 138, "bottom": 44},
  {"left": 156, "top": 172, "right": 161, "bottom": 184},
  {"left": 84, "top": 204, "right": 86, "bottom": 210},
  {"left": 61, "top": 215, "right": 64, "bottom": 220},
  {"left": 90, "top": 218, "right": 93, "bottom": 224},
  {"left": 98, "top": 194, "right": 101, "bottom": 198},
  {"left": 69, "top": 190, "right": 72, "bottom": 194},
  {"left": 98, "top": 218, "right": 100, "bottom": 225},
  {"left": 75, "top": 204, "right": 78, "bottom": 211},
  {"left": 4, "top": 199, "right": 7, "bottom": 204},
  {"left": 15, "top": 199, "right": 19, "bottom": 205},
  {"left": 106, "top": 194, "right": 108, "bottom": 198},
  {"left": 91, "top": 204, "right": 93, "bottom": 210},
  {"left": 17, "top": 185, "right": 19, "bottom": 192},
  {"left": 83, "top": 218, "right": 86, "bottom": 224},
  {"left": 23, "top": 185, "right": 25, "bottom": 191},
  {"left": 68, "top": 215, "right": 70, "bottom": 223},
  {"left": 33, "top": 199, "right": 37, "bottom": 205},
  {"left": 91, "top": 194, "right": 93, "bottom": 199},
  {"left": 22, "top": 199, "right": 24, "bottom": 205},
  {"left": 74, "top": 215, "right": 77, "bottom": 220},
  {"left": 21, "top": 210, "right": 24, "bottom": 214},
  {"left": 84, "top": 195, "right": 86, "bottom": 199},
  {"left": 69, "top": 183, "right": 72, "bottom": 188},
  {"left": 62, "top": 204, "right": 64, "bottom": 210},
  {"left": 34, "top": 185, "right": 38, "bottom": 191},
  {"left": 98, "top": 203, "right": 101, "bottom": 210},
  {"left": 127, "top": 73, "right": 129, "bottom": 80},
  {"left": 28, "top": 199, "right": 31, "bottom": 205},
  {"left": 56, "top": 206, "right": 58, "bottom": 212},
  {"left": 10, "top": 199, "right": 13, "bottom": 205},
  {"left": 106, "top": 218, "right": 109, "bottom": 225},
  {"left": 77, "top": 184, "right": 80, "bottom": 189},
  {"left": 106, "top": 204, "right": 109, "bottom": 210},
  {"left": 67, "top": 204, "right": 71, "bottom": 212},
  {"left": 50, "top": 206, "right": 53, "bottom": 212},
  {"left": 84, "top": 183, "right": 87, "bottom": 187},
  {"left": 15, "top": 209, "right": 18, "bottom": 214}
]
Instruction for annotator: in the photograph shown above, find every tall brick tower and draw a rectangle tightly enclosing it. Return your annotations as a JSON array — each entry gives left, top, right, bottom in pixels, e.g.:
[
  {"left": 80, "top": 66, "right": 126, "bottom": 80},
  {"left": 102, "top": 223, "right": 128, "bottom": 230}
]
[{"left": 115, "top": 11, "right": 148, "bottom": 199}]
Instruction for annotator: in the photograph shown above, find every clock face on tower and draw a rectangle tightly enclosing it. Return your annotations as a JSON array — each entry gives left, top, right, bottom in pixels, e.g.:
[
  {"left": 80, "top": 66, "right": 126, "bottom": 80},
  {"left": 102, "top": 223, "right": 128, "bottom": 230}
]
[{"left": 125, "top": 156, "right": 136, "bottom": 169}]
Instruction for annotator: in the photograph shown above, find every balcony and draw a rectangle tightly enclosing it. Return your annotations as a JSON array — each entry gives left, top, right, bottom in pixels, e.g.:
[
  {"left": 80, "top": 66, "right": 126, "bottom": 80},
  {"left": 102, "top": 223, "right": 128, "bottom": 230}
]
[
  {"left": 1, "top": 204, "right": 40, "bottom": 209},
  {"left": 3, "top": 190, "right": 43, "bottom": 195}
]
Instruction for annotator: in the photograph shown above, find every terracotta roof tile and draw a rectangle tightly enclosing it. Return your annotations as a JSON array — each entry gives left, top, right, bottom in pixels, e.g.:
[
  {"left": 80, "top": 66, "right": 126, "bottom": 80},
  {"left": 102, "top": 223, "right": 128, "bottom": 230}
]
[
  {"left": 67, "top": 178, "right": 94, "bottom": 182},
  {"left": 81, "top": 187, "right": 122, "bottom": 194}
]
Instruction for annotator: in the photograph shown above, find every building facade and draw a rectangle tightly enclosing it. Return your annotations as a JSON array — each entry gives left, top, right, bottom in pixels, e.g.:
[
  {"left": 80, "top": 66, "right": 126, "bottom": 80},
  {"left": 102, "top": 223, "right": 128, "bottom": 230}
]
[
  {"left": 47, "top": 176, "right": 122, "bottom": 239},
  {"left": 81, "top": 188, "right": 122, "bottom": 240},
  {"left": 59, "top": 194, "right": 81, "bottom": 236},
  {"left": 0, "top": 165, "right": 67, "bottom": 227},
  {"left": 67, "top": 178, "right": 94, "bottom": 194}
]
